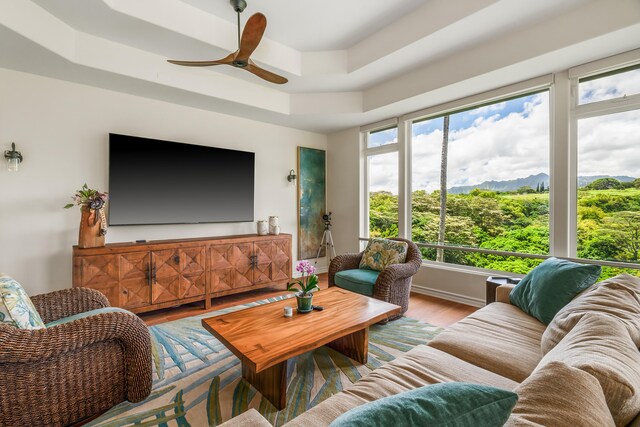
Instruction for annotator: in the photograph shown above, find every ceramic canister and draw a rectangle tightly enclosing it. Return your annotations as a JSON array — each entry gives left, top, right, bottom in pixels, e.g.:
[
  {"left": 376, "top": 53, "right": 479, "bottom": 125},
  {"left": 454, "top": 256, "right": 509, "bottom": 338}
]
[
  {"left": 268, "top": 216, "right": 279, "bottom": 234},
  {"left": 257, "top": 220, "right": 268, "bottom": 235}
]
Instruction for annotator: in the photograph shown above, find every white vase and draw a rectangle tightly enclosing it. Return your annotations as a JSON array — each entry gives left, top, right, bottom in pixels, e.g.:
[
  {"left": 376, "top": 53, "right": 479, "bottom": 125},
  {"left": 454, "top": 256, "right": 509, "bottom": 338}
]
[
  {"left": 257, "top": 220, "right": 268, "bottom": 235},
  {"left": 269, "top": 216, "right": 279, "bottom": 234},
  {"left": 273, "top": 226, "right": 281, "bottom": 235}
]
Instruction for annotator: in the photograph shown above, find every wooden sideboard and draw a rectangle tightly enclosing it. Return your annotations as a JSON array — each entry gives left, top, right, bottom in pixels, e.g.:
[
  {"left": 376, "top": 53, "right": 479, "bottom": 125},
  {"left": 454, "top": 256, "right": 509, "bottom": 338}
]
[{"left": 72, "top": 233, "right": 292, "bottom": 313}]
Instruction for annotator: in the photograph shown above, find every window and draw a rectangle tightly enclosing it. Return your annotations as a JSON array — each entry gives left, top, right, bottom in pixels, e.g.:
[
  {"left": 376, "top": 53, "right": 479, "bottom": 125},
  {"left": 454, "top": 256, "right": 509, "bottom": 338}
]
[
  {"left": 578, "top": 65, "right": 640, "bottom": 105},
  {"left": 359, "top": 52, "right": 640, "bottom": 278},
  {"left": 365, "top": 127, "right": 399, "bottom": 238},
  {"left": 410, "top": 92, "right": 550, "bottom": 273},
  {"left": 367, "top": 127, "right": 397, "bottom": 148},
  {"left": 575, "top": 65, "right": 640, "bottom": 279},
  {"left": 368, "top": 152, "right": 399, "bottom": 237}
]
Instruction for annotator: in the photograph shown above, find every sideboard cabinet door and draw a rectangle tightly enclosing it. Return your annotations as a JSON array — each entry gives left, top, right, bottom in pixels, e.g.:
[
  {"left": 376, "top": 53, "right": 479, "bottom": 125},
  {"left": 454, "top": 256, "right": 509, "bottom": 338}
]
[
  {"left": 76, "top": 255, "right": 120, "bottom": 307},
  {"left": 119, "top": 251, "right": 152, "bottom": 309},
  {"left": 209, "top": 243, "right": 254, "bottom": 292},
  {"left": 180, "top": 246, "right": 207, "bottom": 298}
]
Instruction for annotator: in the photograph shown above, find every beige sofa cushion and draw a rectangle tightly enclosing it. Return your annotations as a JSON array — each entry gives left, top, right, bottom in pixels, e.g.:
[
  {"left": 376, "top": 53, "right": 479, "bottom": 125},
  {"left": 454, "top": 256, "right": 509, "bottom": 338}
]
[
  {"left": 496, "top": 283, "right": 516, "bottom": 304},
  {"left": 505, "top": 361, "right": 615, "bottom": 427},
  {"left": 540, "top": 314, "right": 640, "bottom": 427},
  {"left": 428, "top": 302, "right": 545, "bottom": 382},
  {"left": 541, "top": 273, "right": 640, "bottom": 355},
  {"left": 283, "top": 344, "right": 518, "bottom": 427}
]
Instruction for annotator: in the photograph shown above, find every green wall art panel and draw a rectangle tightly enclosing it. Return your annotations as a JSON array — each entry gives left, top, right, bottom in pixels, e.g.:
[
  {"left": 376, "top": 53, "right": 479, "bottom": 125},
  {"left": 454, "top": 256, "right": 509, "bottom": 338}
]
[{"left": 298, "top": 147, "right": 326, "bottom": 260}]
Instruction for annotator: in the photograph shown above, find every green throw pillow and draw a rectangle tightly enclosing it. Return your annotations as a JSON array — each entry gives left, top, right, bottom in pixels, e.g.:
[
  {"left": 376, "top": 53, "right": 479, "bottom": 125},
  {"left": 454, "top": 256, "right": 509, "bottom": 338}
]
[
  {"left": 0, "top": 274, "right": 45, "bottom": 329},
  {"left": 359, "top": 238, "right": 408, "bottom": 271},
  {"left": 509, "top": 257, "right": 601, "bottom": 325},
  {"left": 329, "top": 383, "right": 518, "bottom": 427}
]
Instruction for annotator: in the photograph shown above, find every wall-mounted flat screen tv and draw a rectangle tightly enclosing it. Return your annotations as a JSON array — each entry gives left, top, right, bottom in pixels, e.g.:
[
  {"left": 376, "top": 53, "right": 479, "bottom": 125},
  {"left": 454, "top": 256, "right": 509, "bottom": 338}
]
[{"left": 108, "top": 133, "right": 254, "bottom": 225}]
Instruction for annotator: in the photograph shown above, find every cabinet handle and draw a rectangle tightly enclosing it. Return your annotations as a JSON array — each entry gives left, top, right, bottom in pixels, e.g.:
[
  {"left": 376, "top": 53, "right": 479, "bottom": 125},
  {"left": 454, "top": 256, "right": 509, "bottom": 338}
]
[
  {"left": 152, "top": 265, "right": 157, "bottom": 284},
  {"left": 250, "top": 255, "right": 257, "bottom": 268},
  {"left": 147, "top": 262, "right": 152, "bottom": 286},
  {"left": 174, "top": 255, "right": 180, "bottom": 264}
]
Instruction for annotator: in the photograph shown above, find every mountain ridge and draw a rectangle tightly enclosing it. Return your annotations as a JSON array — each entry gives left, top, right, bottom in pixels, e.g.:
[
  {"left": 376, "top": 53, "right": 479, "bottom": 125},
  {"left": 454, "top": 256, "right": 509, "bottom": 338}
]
[{"left": 448, "top": 173, "right": 635, "bottom": 194}]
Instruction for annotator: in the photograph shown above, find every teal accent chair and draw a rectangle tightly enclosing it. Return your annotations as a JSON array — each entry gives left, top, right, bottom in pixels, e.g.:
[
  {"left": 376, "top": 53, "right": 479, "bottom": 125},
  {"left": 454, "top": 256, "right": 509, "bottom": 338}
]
[{"left": 329, "top": 238, "right": 422, "bottom": 321}]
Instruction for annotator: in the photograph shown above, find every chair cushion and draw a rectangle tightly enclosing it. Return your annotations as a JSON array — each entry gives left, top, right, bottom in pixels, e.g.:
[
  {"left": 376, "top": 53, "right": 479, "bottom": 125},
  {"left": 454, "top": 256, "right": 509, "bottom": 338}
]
[
  {"left": 45, "top": 307, "right": 132, "bottom": 327},
  {"left": 0, "top": 274, "right": 45, "bottom": 329},
  {"left": 539, "top": 314, "right": 640, "bottom": 427},
  {"left": 335, "top": 269, "right": 379, "bottom": 297},
  {"left": 359, "top": 238, "right": 408, "bottom": 272},
  {"left": 329, "top": 383, "right": 518, "bottom": 427},
  {"left": 505, "top": 361, "right": 615, "bottom": 427},
  {"left": 428, "top": 303, "right": 545, "bottom": 382},
  {"left": 541, "top": 273, "right": 640, "bottom": 355},
  {"left": 509, "top": 257, "right": 601, "bottom": 324},
  {"left": 283, "top": 345, "right": 518, "bottom": 427}
]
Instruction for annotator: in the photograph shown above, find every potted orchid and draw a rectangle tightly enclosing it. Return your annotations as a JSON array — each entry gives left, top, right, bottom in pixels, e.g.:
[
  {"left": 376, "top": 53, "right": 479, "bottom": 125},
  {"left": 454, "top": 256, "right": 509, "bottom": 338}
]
[{"left": 287, "top": 260, "right": 320, "bottom": 313}]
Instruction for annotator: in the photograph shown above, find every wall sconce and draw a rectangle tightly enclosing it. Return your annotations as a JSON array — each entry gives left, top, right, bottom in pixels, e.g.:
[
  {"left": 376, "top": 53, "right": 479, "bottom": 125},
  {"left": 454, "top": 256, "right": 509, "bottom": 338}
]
[
  {"left": 287, "top": 169, "right": 297, "bottom": 182},
  {"left": 4, "top": 143, "right": 23, "bottom": 172}
]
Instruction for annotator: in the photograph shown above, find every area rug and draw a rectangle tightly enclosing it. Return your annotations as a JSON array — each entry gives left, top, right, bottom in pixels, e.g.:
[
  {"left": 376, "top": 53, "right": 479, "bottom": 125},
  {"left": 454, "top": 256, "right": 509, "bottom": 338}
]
[{"left": 88, "top": 295, "right": 442, "bottom": 427}]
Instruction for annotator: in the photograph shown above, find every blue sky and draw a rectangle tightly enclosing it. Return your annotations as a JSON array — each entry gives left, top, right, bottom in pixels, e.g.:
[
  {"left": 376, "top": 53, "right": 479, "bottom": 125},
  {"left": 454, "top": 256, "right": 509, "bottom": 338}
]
[
  {"left": 368, "top": 76, "right": 640, "bottom": 194},
  {"left": 412, "top": 95, "right": 535, "bottom": 136},
  {"left": 369, "top": 94, "right": 538, "bottom": 148}
]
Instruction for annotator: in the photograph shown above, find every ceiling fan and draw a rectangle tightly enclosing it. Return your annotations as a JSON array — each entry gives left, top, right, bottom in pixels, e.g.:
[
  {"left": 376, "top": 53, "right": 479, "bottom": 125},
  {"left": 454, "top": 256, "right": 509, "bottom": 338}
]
[{"left": 167, "top": 0, "right": 288, "bottom": 85}]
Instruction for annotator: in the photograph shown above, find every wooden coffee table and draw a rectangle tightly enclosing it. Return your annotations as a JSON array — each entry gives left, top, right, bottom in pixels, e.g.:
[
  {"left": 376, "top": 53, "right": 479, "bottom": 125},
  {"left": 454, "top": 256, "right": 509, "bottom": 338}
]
[{"left": 201, "top": 287, "right": 401, "bottom": 409}]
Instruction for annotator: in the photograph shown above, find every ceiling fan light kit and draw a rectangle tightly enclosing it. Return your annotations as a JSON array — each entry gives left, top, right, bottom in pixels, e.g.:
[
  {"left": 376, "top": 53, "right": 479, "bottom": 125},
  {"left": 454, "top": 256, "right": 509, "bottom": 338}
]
[{"left": 167, "top": 0, "right": 288, "bottom": 85}]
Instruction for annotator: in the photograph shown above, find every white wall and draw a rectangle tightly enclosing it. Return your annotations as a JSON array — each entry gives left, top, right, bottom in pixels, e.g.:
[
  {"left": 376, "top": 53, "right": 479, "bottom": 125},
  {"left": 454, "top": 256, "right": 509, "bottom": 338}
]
[
  {"left": 0, "top": 68, "right": 326, "bottom": 295},
  {"left": 327, "top": 127, "right": 361, "bottom": 256}
]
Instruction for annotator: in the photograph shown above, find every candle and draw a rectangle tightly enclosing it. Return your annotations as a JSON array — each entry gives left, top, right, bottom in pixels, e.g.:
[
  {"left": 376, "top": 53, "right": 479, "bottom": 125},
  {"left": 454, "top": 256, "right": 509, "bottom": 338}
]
[{"left": 283, "top": 306, "right": 293, "bottom": 318}]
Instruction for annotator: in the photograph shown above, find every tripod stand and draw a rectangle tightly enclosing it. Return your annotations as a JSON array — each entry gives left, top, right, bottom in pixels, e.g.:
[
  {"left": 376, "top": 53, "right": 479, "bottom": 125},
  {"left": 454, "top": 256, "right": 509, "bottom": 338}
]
[{"left": 315, "top": 221, "right": 337, "bottom": 266}]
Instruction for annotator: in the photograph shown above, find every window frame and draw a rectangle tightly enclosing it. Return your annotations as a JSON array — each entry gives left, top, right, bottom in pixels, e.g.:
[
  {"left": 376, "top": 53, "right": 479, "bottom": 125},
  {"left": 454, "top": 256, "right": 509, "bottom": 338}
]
[
  {"left": 569, "top": 59, "right": 640, "bottom": 260},
  {"left": 362, "top": 122, "right": 401, "bottom": 240},
  {"left": 358, "top": 50, "right": 640, "bottom": 274}
]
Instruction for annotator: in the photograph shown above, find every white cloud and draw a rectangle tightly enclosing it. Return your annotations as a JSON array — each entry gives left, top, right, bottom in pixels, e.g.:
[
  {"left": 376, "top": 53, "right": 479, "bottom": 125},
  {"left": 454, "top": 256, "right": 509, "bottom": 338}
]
[
  {"left": 579, "top": 68, "right": 640, "bottom": 104},
  {"left": 412, "top": 93, "right": 550, "bottom": 192},
  {"left": 368, "top": 152, "right": 399, "bottom": 192},
  {"left": 369, "top": 89, "right": 640, "bottom": 195},
  {"left": 578, "top": 109, "right": 640, "bottom": 177},
  {"left": 469, "top": 101, "right": 506, "bottom": 115}
]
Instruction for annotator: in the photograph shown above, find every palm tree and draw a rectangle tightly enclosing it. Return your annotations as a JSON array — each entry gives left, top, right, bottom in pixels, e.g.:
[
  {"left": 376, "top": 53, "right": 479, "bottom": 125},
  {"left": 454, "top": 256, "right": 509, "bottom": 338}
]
[{"left": 436, "top": 115, "right": 450, "bottom": 262}]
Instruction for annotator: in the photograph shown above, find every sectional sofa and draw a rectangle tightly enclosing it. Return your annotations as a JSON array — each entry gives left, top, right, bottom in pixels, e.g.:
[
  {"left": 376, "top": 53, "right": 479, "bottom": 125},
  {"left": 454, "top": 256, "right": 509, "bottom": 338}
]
[{"left": 221, "top": 273, "right": 640, "bottom": 426}]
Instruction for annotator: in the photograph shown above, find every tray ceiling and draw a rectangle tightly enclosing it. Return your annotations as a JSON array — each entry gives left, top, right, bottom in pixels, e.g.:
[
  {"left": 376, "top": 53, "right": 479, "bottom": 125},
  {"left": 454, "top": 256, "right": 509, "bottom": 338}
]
[{"left": 1, "top": 0, "right": 639, "bottom": 133}]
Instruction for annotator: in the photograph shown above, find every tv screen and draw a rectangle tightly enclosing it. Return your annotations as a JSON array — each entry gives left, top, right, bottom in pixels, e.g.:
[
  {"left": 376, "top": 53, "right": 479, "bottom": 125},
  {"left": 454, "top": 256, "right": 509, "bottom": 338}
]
[{"left": 108, "top": 133, "right": 254, "bottom": 225}]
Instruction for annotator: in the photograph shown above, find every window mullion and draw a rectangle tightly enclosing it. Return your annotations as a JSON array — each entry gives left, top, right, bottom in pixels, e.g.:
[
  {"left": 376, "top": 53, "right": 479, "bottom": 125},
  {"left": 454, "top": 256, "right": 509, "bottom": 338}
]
[{"left": 397, "top": 122, "right": 408, "bottom": 238}]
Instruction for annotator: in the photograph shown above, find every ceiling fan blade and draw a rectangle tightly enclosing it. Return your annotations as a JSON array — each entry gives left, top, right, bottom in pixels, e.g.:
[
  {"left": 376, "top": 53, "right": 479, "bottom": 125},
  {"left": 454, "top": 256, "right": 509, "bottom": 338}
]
[
  {"left": 235, "top": 13, "right": 267, "bottom": 63},
  {"left": 167, "top": 53, "right": 234, "bottom": 67},
  {"left": 246, "top": 60, "right": 288, "bottom": 84}
]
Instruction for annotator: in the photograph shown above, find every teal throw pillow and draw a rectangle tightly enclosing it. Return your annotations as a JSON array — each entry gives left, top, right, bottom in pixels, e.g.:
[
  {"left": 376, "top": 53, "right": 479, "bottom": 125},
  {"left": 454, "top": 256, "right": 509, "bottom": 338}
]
[
  {"left": 0, "top": 274, "right": 45, "bottom": 329},
  {"left": 509, "top": 257, "right": 601, "bottom": 325},
  {"left": 329, "top": 382, "right": 518, "bottom": 427}
]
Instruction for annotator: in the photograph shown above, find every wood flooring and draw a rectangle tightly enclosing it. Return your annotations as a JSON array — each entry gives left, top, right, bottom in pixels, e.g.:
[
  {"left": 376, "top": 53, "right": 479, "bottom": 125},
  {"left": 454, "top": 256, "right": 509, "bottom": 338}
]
[{"left": 140, "top": 273, "right": 477, "bottom": 327}]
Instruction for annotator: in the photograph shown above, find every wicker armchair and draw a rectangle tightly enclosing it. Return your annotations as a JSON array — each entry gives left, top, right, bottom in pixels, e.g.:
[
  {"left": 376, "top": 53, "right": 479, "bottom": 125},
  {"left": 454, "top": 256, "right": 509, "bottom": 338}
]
[
  {"left": 329, "top": 238, "right": 422, "bottom": 322},
  {"left": 0, "top": 287, "right": 153, "bottom": 427}
]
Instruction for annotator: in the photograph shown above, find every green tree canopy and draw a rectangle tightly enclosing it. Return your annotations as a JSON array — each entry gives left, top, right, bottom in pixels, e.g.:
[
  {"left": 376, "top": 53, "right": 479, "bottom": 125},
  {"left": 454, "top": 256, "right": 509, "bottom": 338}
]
[{"left": 585, "top": 177, "right": 622, "bottom": 190}]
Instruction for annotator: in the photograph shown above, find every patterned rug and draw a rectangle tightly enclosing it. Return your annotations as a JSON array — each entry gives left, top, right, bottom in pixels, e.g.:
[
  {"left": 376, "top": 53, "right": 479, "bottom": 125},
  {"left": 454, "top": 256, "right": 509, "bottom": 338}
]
[{"left": 88, "top": 295, "right": 442, "bottom": 427}]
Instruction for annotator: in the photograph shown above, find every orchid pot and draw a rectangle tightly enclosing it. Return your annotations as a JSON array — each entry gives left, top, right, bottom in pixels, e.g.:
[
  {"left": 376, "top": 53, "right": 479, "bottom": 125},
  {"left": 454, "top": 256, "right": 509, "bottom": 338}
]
[{"left": 287, "top": 261, "right": 319, "bottom": 314}]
